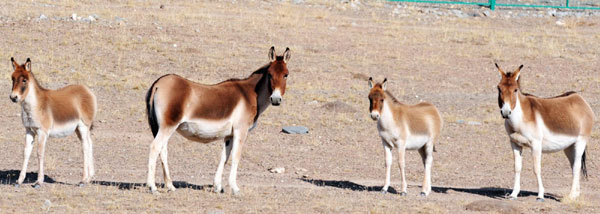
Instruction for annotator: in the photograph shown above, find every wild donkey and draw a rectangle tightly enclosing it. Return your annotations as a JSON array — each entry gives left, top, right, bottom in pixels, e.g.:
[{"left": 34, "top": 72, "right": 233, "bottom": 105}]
[
  {"left": 9, "top": 58, "right": 97, "bottom": 188},
  {"left": 495, "top": 63, "right": 594, "bottom": 201},
  {"left": 368, "top": 77, "right": 442, "bottom": 196},
  {"left": 145, "top": 47, "right": 291, "bottom": 194}
]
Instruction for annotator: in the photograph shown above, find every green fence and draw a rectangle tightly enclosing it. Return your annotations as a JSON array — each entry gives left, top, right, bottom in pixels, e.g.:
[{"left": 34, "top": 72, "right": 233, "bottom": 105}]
[{"left": 388, "top": 0, "right": 600, "bottom": 10}]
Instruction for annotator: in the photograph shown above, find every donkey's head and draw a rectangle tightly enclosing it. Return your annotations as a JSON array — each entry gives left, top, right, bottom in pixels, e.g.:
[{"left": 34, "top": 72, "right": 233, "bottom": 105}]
[
  {"left": 368, "top": 77, "right": 387, "bottom": 121},
  {"left": 496, "top": 63, "right": 523, "bottom": 119},
  {"left": 9, "top": 57, "right": 33, "bottom": 103},
  {"left": 267, "top": 46, "right": 291, "bottom": 106}
]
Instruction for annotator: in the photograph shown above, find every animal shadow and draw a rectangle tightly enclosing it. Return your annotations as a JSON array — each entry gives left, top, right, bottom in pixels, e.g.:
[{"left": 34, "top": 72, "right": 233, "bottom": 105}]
[
  {"left": 432, "top": 186, "right": 561, "bottom": 201},
  {"left": 92, "top": 180, "right": 210, "bottom": 191},
  {"left": 0, "top": 170, "right": 56, "bottom": 185},
  {"left": 300, "top": 178, "right": 399, "bottom": 194}
]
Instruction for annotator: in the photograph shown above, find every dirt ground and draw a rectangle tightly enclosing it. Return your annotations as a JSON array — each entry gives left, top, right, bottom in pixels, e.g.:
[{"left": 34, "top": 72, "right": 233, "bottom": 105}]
[{"left": 0, "top": 0, "right": 599, "bottom": 213}]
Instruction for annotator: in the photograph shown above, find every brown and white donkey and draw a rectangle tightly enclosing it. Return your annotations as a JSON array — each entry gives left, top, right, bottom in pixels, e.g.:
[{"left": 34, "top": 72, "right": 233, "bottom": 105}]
[
  {"left": 368, "top": 77, "right": 442, "bottom": 196},
  {"left": 496, "top": 63, "right": 594, "bottom": 201},
  {"left": 145, "top": 47, "right": 291, "bottom": 194},
  {"left": 10, "top": 57, "right": 97, "bottom": 188}
]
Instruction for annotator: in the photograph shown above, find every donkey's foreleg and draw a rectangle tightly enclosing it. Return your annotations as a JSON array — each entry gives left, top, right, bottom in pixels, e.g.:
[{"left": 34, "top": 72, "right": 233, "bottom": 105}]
[
  {"left": 509, "top": 142, "right": 523, "bottom": 199},
  {"left": 568, "top": 137, "right": 587, "bottom": 199},
  {"left": 147, "top": 128, "right": 173, "bottom": 194},
  {"left": 532, "top": 141, "right": 545, "bottom": 202},
  {"left": 214, "top": 138, "right": 232, "bottom": 193},
  {"left": 16, "top": 130, "right": 35, "bottom": 186},
  {"left": 34, "top": 133, "right": 48, "bottom": 188},
  {"left": 160, "top": 143, "right": 175, "bottom": 192},
  {"left": 381, "top": 140, "right": 392, "bottom": 193},
  {"left": 85, "top": 130, "right": 95, "bottom": 181},
  {"left": 397, "top": 143, "right": 407, "bottom": 195},
  {"left": 228, "top": 130, "right": 248, "bottom": 195}
]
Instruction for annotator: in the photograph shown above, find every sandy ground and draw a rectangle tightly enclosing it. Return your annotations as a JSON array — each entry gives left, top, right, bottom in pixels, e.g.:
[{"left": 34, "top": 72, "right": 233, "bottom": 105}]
[{"left": 0, "top": 0, "right": 599, "bottom": 213}]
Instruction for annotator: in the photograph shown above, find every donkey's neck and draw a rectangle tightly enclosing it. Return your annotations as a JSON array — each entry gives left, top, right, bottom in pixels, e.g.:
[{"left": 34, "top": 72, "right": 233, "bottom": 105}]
[
  {"left": 507, "top": 93, "right": 528, "bottom": 130},
  {"left": 254, "top": 72, "right": 272, "bottom": 122}
]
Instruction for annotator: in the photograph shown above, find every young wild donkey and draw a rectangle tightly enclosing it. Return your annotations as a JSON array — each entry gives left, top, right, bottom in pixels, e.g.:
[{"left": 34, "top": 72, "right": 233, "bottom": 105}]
[
  {"left": 368, "top": 77, "right": 442, "bottom": 196},
  {"left": 9, "top": 58, "right": 97, "bottom": 188},
  {"left": 495, "top": 63, "right": 594, "bottom": 201}
]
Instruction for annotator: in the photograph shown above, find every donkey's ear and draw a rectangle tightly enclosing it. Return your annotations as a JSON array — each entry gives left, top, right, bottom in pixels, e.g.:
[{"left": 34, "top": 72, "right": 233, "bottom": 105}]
[
  {"left": 381, "top": 78, "right": 388, "bottom": 90},
  {"left": 368, "top": 77, "right": 374, "bottom": 89},
  {"left": 11, "top": 57, "right": 18, "bottom": 70},
  {"left": 513, "top": 64, "right": 523, "bottom": 81},
  {"left": 269, "top": 46, "right": 276, "bottom": 61},
  {"left": 283, "top": 47, "right": 291, "bottom": 63},
  {"left": 495, "top": 63, "right": 506, "bottom": 77},
  {"left": 25, "top": 58, "right": 31, "bottom": 71}
]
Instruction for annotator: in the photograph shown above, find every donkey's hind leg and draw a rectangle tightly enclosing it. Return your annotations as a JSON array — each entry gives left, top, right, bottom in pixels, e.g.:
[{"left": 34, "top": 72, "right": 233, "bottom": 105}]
[
  {"left": 76, "top": 123, "right": 94, "bottom": 185},
  {"left": 567, "top": 137, "right": 587, "bottom": 199},
  {"left": 147, "top": 127, "right": 175, "bottom": 194},
  {"left": 160, "top": 142, "right": 175, "bottom": 192},
  {"left": 418, "top": 141, "right": 434, "bottom": 196}
]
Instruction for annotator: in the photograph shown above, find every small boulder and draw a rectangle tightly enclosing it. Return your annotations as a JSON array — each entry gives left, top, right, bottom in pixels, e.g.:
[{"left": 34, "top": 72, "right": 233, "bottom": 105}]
[
  {"left": 282, "top": 126, "right": 309, "bottom": 134},
  {"left": 268, "top": 167, "right": 285, "bottom": 174}
]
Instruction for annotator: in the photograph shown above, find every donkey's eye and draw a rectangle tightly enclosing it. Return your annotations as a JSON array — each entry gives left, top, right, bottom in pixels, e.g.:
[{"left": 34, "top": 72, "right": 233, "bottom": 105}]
[
  {"left": 514, "top": 89, "right": 518, "bottom": 93},
  {"left": 380, "top": 99, "right": 384, "bottom": 102},
  {"left": 22, "top": 79, "right": 27, "bottom": 83},
  {"left": 284, "top": 74, "right": 288, "bottom": 79}
]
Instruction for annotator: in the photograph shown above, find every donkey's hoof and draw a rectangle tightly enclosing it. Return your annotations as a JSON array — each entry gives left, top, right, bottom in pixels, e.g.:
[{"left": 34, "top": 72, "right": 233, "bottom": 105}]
[
  {"left": 33, "top": 183, "right": 42, "bottom": 189},
  {"left": 232, "top": 190, "right": 241, "bottom": 196},
  {"left": 536, "top": 198, "right": 545, "bottom": 202},
  {"left": 420, "top": 192, "right": 427, "bottom": 197},
  {"left": 380, "top": 189, "right": 388, "bottom": 194},
  {"left": 399, "top": 192, "right": 407, "bottom": 196},
  {"left": 78, "top": 182, "right": 86, "bottom": 187},
  {"left": 14, "top": 184, "right": 20, "bottom": 188}
]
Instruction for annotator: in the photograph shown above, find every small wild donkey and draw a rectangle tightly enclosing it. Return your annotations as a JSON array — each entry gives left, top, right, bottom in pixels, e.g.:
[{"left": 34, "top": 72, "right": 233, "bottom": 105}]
[
  {"left": 9, "top": 58, "right": 97, "bottom": 188},
  {"left": 368, "top": 77, "right": 442, "bottom": 196}
]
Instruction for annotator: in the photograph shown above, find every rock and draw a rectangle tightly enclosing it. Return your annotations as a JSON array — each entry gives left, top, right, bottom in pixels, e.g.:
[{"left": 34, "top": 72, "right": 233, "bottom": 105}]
[
  {"left": 268, "top": 167, "right": 285, "bottom": 174},
  {"left": 42, "top": 199, "right": 52, "bottom": 210},
  {"left": 282, "top": 126, "right": 309, "bottom": 134},
  {"left": 293, "top": 0, "right": 304, "bottom": 4},
  {"left": 456, "top": 119, "right": 465, "bottom": 124},
  {"left": 482, "top": 10, "right": 491, "bottom": 17},
  {"left": 556, "top": 20, "right": 566, "bottom": 26},
  {"left": 465, "top": 200, "right": 520, "bottom": 214},
  {"left": 452, "top": 10, "right": 468, "bottom": 18},
  {"left": 467, "top": 121, "right": 482, "bottom": 126},
  {"left": 38, "top": 14, "right": 48, "bottom": 20},
  {"left": 307, "top": 100, "right": 319, "bottom": 106},
  {"left": 71, "top": 13, "right": 78, "bottom": 20}
]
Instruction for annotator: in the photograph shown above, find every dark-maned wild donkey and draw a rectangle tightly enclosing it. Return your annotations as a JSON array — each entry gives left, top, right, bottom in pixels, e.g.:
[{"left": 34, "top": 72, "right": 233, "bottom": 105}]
[
  {"left": 495, "top": 63, "right": 594, "bottom": 202},
  {"left": 9, "top": 57, "right": 97, "bottom": 188},
  {"left": 368, "top": 77, "right": 442, "bottom": 196},
  {"left": 145, "top": 47, "right": 291, "bottom": 195}
]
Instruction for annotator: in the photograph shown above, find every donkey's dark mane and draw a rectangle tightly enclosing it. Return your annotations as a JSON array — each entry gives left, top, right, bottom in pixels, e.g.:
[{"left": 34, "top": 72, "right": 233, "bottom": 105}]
[
  {"left": 221, "top": 63, "right": 270, "bottom": 83},
  {"left": 384, "top": 91, "right": 402, "bottom": 104},
  {"left": 504, "top": 71, "right": 577, "bottom": 99}
]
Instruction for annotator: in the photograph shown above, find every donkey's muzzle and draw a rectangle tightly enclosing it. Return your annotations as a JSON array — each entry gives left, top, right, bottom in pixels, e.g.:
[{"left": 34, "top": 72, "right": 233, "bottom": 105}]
[
  {"left": 501, "top": 109, "right": 511, "bottom": 119},
  {"left": 9, "top": 95, "right": 18, "bottom": 103},
  {"left": 271, "top": 97, "right": 281, "bottom": 106}
]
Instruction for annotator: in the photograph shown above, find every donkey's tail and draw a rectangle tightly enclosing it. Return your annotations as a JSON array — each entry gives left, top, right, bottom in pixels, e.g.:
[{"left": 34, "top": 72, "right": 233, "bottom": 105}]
[
  {"left": 146, "top": 77, "right": 164, "bottom": 138},
  {"left": 582, "top": 147, "right": 588, "bottom": 180}
]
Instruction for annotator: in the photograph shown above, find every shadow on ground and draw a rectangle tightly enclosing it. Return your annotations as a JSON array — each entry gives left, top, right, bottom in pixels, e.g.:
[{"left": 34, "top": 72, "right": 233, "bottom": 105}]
[
  {"left": 301, "top": 178, "right": 560, "bottom": 201},
  {"left": 92, "top": 180, "right": 211, "bottom": 191},
  {"left": 0, "top": 170, "right": 56, "bottom": 185},
  {"left": 300, "top": 178, "right": 399, "bottom": 194}
]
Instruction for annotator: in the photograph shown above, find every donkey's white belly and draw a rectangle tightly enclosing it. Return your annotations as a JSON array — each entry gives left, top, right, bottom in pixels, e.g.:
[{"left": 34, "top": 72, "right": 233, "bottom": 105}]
[
  {"left": 378, "top": 129, "right": 429, "bottom": 150},
  {"left": 49, "top": 121, "right": 79, "bottom": 138},
  {"left": 177, "top": 119, "right": 233, "bottom": 143},
  {"left": 541, "top": 132, "right": 577, "bottom": 153}
]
